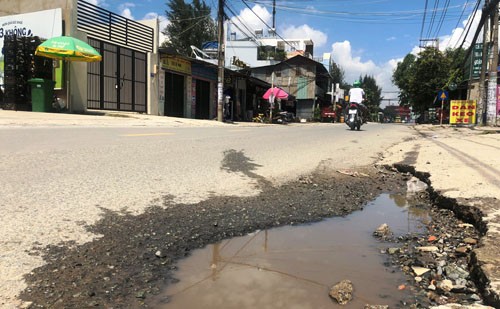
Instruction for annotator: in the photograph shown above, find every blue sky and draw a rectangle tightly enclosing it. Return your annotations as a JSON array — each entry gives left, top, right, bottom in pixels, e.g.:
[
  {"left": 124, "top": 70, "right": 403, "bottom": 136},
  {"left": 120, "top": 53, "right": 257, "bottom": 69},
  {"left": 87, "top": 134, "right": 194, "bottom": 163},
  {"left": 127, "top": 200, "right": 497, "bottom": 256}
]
[{"left": 86, "top": 0, "right": 481, "bottom": 102}]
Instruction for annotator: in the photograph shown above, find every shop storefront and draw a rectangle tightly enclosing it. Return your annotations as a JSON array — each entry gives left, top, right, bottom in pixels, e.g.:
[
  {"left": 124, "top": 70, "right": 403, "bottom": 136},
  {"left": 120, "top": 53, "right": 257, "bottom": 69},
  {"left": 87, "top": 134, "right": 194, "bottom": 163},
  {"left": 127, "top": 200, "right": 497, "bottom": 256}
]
[
  {"left": 0, "top": 8, "right": 63, "bottom": 110},
  {"left": 191, "top": 60, "right": 217, "bottom": 119},
  {"left": 0, "top": 0, "right": 158, "bottom": 114},
  {"left": 160, "top": 55, "right": 191, "bottom": 118}
]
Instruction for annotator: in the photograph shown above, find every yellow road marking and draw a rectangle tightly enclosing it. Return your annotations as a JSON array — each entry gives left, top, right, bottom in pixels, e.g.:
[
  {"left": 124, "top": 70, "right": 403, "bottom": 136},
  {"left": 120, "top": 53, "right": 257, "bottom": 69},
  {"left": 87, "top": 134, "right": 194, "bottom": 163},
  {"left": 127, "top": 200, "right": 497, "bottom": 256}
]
[
  {"left": 228, "top": 129, "right": 250, "bottom": 132},
  {"left": 122, "top": 132, "right": 175, "bottom": 137}
]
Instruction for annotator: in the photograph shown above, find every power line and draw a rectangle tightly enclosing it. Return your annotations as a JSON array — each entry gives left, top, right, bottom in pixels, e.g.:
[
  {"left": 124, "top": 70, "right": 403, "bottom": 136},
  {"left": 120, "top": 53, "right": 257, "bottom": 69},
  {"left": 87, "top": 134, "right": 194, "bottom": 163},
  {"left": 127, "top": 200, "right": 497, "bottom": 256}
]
[
  {"left": 433, "top": 0, "right": 451, "bottom": 38},
  {"left": 225, "top": 2, "right": 261, "bottom": 42},
  {"left": 451, "top": 0, "right": 479, "bottom": 49},
  {"left": 426, "top": 0, "right": 440, "bottom": 39},
  {"left": 241, "top": 0, "right": 296, "bottom": 51},
  {"left": 420, "top": 0, "right": 429, "bottom": 41},
  {"left": 243, "top": 0, "right": 465, "bottom": 24}
]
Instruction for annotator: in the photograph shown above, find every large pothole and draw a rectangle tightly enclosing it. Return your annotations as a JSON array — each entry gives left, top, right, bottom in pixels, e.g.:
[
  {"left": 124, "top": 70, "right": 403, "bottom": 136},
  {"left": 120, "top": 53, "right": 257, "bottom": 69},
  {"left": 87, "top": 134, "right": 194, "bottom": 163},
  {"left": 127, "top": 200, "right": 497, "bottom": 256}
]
[{"left": 18, "top": 165, "right": 492, "bottom": 308}]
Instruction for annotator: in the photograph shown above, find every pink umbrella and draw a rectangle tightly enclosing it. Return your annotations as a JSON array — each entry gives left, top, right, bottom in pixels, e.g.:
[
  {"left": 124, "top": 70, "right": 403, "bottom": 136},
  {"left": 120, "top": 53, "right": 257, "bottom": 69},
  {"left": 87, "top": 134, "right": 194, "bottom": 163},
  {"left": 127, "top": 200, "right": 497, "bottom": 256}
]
[{"left": 262, "top": 87, "right": 289, "bottom": 100}]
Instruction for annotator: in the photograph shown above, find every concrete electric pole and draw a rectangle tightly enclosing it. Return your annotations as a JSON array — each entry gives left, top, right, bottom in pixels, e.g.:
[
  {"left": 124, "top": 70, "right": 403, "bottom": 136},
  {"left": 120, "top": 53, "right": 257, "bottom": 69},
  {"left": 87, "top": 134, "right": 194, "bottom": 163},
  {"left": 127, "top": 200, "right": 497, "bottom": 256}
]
[
  {"left": 486, "top": 1, "right": 499, "bottom": 125},
  {"left": 217, "top": 0, "right": 225, "bottom": 122},
  {"left": 478, "top": 0, "right": 490, "bottom": 126}
]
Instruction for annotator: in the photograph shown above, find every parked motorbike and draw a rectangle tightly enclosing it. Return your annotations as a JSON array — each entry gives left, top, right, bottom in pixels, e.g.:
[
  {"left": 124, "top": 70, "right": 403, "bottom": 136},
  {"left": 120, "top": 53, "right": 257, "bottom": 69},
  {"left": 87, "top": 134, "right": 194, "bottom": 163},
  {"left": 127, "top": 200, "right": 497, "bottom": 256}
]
[
  {"left": 272, "top": 111, "right": 294, "bottom": 124},
  {"left": 345, "top": 103, "right": 363, "bottom": 131}
]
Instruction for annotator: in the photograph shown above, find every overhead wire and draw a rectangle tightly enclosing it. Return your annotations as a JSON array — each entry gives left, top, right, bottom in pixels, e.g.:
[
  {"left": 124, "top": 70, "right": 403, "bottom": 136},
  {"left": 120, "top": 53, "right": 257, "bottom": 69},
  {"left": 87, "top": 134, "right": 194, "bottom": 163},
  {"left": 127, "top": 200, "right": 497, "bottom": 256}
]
[
  {"left": 425, "top": 0, "right": 440, "bottom": 39},
  {"left": 420, "top": 0, "right": 429, "bottom": 41},
  {"left": 240, "top": 0, "right": 296, "bottom": 51},
  {"left": 224, "top": 2, "right": 261, "bottom": 42},
  {"left": 448, "top": 0, "right": 477, "bottom": 49},
  {"left": 433, "top": 0, "right": 451, "bottom": 38},
  {"left": 456, "top": 0, "right": 482, "bottom": 50},
  {"left": 243, "top": 0, "right": 465, "bottom": 24}
]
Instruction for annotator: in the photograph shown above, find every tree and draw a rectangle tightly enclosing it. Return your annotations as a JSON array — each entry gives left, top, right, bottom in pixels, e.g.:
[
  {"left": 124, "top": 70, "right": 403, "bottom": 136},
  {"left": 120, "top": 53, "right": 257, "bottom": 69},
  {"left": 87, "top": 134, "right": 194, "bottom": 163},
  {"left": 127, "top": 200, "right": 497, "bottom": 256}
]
[
  {"left": 361, "top": 75, "right": 382, "bottom": 115},
  {"left": 409, "top": 47, "right": 450, "bottom": 113},
  {"left": 392, "top": 53, "right": 416, "bottom": 106},
  {"left": 163, "top": 0, "right": 217, "bottom": 56},
  {"left": 392, "top": 47, "right": 466, "bottom": 113},
  {"left": 329, "top": 61, "right": 347, "bottom": 88}
]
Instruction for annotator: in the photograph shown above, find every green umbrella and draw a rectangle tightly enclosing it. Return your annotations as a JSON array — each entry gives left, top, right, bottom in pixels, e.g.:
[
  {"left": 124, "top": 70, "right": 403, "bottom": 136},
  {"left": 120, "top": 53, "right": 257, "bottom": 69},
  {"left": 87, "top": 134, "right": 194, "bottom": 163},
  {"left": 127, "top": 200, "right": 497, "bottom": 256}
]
[
  {"left": 34, "top": 36, "right": 102, "bottom": 112},
  {"left": 35, "top": 36, "right": 102, "bottom": 62}
]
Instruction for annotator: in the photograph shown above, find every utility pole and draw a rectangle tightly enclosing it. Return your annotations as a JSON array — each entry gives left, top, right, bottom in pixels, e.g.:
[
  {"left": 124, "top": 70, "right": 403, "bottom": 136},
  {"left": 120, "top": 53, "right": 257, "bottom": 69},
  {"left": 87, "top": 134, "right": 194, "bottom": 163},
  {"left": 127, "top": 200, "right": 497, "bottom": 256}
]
[
  {"left": 272, "top": 0, "right": 276, "bottom": 29},
  {"left": 217, "top": 0, "right": 225, "bottom": 122},
  {"left": 487, "top": 2, "right": 499, "bottom": 125},
  {"left": 478, "top": 0, "right": 489, "bottom": 126}
]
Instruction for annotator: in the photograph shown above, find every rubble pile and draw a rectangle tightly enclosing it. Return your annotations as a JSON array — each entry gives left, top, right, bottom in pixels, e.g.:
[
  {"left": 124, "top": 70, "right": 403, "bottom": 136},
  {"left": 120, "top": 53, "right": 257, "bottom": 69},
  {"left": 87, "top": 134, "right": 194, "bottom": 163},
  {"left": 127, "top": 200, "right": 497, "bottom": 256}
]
[{"left": 380, "top": 205, "right": 485, "bottom": 307}]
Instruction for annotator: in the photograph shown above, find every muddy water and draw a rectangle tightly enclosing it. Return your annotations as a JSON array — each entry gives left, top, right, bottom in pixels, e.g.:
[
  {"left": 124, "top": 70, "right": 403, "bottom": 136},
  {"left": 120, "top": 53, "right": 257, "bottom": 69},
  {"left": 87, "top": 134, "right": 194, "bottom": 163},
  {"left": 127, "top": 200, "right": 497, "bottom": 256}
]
[{"left": 150, "top": 194, "right": 430, "bottom": 309}]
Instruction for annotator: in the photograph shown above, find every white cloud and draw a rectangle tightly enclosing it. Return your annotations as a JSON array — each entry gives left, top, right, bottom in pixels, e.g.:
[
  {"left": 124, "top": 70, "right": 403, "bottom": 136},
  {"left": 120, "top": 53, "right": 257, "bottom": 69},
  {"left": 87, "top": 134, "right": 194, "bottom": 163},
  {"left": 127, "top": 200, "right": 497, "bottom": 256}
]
[
  {"left": 282, "top": 24, "right": 327, "bottom": 48},
  {"left": 121, "top": 8, "right": 134, "bottom": 19},
  {"left": 331, "top": 40, "right": 399, "bottom": 104},
  {"left": 119, "top": 3, "right": 136, "bottom": 20},
  {"left": 229, "top": 5, "right": 272, "bottom": 39},
  {"left": 331, "top": 40, "right": 377, "bottom": 82},
  {"left": 85, "top": 0, "right": 102, "bottom": 5},
  {"left": 155, "top": 15, "right": 170, "bottom": 45},
  {"left": 143, "top": 12, "right": 158, "bottom": 20},
  {"left": 386, "top": 36, "right": 396, "bottom": 42}
]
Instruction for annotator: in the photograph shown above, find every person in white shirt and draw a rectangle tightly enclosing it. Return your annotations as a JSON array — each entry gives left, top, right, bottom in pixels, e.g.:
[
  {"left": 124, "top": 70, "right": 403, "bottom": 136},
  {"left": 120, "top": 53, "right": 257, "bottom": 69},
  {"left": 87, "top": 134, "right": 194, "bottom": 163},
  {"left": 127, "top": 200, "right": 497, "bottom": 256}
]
[
  {"left": 348, "top": 80, "right": 365, "bottom": 104},
  {"left": 348, "top": 80, "right": 368, "bottom": 122}
]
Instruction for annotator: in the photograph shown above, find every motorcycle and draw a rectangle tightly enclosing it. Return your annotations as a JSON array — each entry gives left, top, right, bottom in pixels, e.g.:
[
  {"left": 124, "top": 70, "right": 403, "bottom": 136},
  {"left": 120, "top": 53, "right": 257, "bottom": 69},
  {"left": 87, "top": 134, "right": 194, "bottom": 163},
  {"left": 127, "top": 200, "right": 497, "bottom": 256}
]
[
  {"left": 272, "top": 111, "right": 294, "bottom": 124},
  {"left": 345, "top": 102, "right": 364, "bottom": 131}
]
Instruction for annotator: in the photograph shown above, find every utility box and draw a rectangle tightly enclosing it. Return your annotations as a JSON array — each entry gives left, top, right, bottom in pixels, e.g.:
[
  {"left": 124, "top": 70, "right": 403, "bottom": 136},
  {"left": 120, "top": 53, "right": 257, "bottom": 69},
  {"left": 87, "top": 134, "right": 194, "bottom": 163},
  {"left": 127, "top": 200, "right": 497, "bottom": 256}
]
[{"left": 28, "top": 78, "right": 55, "bottom": 112}]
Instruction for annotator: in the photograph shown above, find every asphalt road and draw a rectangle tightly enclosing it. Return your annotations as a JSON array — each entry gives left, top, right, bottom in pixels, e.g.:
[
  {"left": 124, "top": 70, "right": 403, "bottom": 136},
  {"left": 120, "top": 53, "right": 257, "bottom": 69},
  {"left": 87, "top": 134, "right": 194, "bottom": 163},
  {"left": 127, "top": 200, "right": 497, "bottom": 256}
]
[
  {"left": 0, "top": 121, "right": 416, "bottom": 307},
  {"left": 1, "top": 122, "right": 414, "bottom": 205}
]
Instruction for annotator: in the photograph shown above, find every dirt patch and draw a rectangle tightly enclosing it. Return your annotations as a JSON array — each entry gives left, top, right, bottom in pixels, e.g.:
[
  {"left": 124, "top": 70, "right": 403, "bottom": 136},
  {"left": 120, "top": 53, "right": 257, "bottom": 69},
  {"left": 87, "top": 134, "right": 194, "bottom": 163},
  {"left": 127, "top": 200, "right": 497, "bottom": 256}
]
[{"left": 19, "top": 165, "right": 409, "bottom": 308}]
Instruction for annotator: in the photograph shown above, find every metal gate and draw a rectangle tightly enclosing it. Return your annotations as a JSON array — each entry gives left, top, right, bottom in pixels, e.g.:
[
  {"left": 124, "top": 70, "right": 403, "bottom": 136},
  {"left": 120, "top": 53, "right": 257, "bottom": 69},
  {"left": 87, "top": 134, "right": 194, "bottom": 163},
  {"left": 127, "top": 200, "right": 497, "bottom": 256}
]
[
  {"left": 87, "top": 39, "right": 147, "bottom": 112},
  {"left": 77, "top": 0, "right": 152, "bottom": 112}
]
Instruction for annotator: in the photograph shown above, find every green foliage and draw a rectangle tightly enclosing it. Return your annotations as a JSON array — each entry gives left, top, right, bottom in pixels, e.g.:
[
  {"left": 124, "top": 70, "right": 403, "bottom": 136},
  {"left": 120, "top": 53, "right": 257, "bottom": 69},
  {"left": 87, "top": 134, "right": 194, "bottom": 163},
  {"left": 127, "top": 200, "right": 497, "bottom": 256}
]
[
  {"left": 313, "top": 105, "right": 321, "bottom": 121},
  {"left": 392, "top": 47, "right": 466, "bottom": 113},
  {"left": 392, "top": 53, "right": 416, "bottom": 105},
  {"left": 163, "top": 0, "right": 217, "bottom": 56},
  {"left": 360, "top": 75, "right": 382, "bottom": 114},
  {"left": 257, "top": 46, "right": 286, "bottom": 61},
  {"left": 329, "top": 61, "right": 347, "bottom": 88}
]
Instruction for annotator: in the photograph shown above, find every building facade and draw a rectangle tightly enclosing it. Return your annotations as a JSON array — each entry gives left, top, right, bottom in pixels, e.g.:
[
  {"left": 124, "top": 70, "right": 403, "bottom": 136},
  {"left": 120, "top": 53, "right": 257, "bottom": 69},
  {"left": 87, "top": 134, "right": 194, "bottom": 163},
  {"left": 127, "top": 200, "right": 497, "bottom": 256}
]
[{"left": 0, "top": 0, "right": 159, "bottom": 114}]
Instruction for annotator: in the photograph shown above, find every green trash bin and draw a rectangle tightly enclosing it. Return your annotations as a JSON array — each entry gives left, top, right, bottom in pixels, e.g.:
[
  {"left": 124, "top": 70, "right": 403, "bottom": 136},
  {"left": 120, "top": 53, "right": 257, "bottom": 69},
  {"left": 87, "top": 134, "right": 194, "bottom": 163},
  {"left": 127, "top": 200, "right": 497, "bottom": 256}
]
[{"left": 28, "top": 78, "right": 55, "bottom": 112}]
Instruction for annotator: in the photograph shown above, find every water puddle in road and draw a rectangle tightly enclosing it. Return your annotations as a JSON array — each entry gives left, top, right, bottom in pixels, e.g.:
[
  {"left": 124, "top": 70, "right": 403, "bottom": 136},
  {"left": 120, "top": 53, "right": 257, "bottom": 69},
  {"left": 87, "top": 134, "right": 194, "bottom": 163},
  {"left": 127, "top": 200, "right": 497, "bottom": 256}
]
[{"left": 149, "top": 193, "right": 430, "bottom": 308}]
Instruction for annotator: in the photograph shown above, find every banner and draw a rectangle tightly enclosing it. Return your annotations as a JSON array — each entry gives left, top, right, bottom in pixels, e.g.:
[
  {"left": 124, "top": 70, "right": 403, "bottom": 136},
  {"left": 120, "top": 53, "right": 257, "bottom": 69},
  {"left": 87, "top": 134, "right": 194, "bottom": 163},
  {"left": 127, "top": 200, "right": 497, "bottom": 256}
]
[
  {"left": 450, "top": 100, "right": 476, "bottom": 124},
  {"left": 0, "top": 9, "right": 62, "bottom": 86}
]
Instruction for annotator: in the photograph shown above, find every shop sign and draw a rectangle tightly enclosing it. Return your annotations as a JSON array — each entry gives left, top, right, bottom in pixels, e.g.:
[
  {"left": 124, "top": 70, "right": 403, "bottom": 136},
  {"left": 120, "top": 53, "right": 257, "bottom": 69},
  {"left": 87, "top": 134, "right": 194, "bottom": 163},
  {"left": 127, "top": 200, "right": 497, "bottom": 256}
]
[
  {"left": 450, "top": 100, "right": 476, "bottom": 124},
  {"left": 161, "top": 56, "right": 191, "bottom": 74},
  {"left": 472, "top": 43, "right": 482, "bottom": 79}
]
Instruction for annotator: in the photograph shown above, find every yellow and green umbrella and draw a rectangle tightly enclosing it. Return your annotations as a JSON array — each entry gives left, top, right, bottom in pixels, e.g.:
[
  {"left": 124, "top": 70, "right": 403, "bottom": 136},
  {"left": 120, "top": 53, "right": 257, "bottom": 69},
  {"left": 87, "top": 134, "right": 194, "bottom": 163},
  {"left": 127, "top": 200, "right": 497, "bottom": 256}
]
[{"left": 35, "top": 36, "right": 101, "bottom": 62}]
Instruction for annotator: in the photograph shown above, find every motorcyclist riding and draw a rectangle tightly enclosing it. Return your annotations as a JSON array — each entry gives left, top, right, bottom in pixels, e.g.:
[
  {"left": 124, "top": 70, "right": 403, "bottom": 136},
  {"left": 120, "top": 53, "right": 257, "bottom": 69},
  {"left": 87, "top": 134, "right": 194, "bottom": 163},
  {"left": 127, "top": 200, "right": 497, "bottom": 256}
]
[{"left": 347, "top": 80, "right": 368, "bottom": 123}]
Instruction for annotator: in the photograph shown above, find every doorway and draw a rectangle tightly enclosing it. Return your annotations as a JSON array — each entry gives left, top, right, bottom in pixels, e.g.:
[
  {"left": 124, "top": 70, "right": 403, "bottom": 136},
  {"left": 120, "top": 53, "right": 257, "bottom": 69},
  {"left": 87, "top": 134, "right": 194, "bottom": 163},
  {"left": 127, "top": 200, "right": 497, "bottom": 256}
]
[{"left": 165, "top": 72, "right": 185, "bottom": 117}]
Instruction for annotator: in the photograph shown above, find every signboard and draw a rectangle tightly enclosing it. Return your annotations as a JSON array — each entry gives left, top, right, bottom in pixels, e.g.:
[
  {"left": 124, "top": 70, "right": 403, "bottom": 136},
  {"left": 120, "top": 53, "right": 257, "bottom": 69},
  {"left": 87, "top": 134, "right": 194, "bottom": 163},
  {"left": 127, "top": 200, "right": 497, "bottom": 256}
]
[
  {"left": 450, "top": 100, "right": 476, "bottom": 124},
  {"left": 472, "top": 43, "right": 483, "bottom": 79},
  {"left": 437, "top": 90, "right": 449, "bottom": 101},
  {"left": 0, "top": 9, "right": 63, "bottom": 87},
  {"left": 160, "top": 55, "right": 191, "bottom": 74}
]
